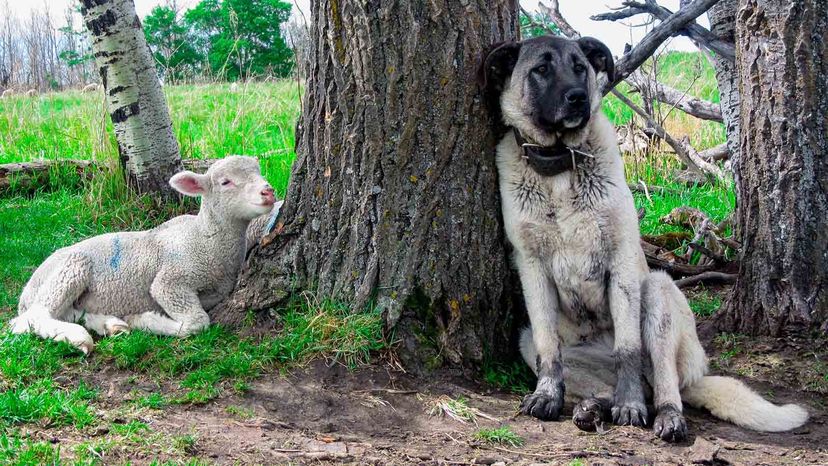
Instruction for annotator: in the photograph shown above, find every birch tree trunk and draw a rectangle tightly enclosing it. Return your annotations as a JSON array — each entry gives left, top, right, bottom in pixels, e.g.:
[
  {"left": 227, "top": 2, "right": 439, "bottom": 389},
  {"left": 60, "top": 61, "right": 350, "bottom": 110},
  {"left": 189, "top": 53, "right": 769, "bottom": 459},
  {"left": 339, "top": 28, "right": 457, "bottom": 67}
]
[
  {"left": 723, "top": 0, "right": 828, "bottom": 335},
  {"left": 707, "top": 0, "right": 740, "bottom": 186},
  {"left": 80, "top": 0, "right": 182, "bottom": 197},
  {"left": 216, "top": 0, "right": 520, "bottom": 372}
]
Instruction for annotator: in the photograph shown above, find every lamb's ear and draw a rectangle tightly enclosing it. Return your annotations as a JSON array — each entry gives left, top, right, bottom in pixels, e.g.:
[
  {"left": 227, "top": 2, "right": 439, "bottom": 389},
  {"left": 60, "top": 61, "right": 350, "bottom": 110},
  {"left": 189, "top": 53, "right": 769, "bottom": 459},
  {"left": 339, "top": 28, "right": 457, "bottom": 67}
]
[
  {"left": 169, "top": 171, "right": 210, "bottom": 197},
  {"left": 577, "top": 37, "right": 615, "bottom": 82},
  {"left": 477, "top": 41, "right": 521, "bottom": 93}
]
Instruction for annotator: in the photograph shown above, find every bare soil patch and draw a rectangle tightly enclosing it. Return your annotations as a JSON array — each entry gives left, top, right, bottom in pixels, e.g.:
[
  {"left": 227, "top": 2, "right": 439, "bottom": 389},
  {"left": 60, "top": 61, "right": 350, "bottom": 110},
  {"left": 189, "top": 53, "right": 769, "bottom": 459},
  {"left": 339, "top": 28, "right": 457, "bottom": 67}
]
[{"left": 40, "top": 348, "right": 828, "bottom": 465}]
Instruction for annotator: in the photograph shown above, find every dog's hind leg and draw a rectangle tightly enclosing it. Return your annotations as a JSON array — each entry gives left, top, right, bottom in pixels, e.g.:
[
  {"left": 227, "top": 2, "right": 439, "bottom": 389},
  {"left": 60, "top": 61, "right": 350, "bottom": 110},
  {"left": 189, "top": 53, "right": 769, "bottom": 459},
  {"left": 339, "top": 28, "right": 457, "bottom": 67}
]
[
  {"left": 641, "top": 270, "right": 696, "bottom": 442},
  {"left": 564, "top": 342, "right": 617, "bottom": 432}
]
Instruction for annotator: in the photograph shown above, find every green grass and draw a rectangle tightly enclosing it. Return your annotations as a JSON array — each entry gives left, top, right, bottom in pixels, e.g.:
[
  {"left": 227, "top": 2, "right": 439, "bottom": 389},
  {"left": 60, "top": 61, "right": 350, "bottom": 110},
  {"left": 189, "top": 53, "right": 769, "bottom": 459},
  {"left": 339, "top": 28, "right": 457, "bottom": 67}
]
[
  {"left": 0, "top": 432, "right": 65, "bottom": 465},
  {"left": 481, "top": 359, "right": 533, "bottom": 394},
  {"left": 473, "top": 426, "right": 524, "bottom": 447},
  {"left": 92, "top": 299, "right": 384, "bottom": 404},
  {"left": 688, "top": 290, "right": 723, "bottom": 317}
]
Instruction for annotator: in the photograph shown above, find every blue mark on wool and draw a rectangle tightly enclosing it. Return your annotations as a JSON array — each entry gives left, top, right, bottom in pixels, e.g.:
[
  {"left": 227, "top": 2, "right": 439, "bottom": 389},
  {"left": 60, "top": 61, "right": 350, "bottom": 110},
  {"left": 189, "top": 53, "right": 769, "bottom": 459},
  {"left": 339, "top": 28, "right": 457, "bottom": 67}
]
[{"left": 110, "top": 237, "right": 122, "bottom": 270}]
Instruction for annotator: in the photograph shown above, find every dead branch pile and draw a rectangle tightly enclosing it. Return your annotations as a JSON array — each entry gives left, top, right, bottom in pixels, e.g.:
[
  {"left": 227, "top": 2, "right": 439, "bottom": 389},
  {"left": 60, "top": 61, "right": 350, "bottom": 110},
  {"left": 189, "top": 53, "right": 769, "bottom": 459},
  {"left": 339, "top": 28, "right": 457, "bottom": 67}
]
[{"left": 640, "top": 206, "right": 738, "bottom": 288}]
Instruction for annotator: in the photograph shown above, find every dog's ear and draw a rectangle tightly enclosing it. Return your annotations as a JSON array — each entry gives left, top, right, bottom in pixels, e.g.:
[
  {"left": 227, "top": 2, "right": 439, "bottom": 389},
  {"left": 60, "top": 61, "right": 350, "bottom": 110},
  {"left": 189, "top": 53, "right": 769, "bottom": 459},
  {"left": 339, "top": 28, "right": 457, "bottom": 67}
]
[
  {"left": 477, "top": 41, "right": 521, "bottom": 93},
  {"left": 577, "top": 37, "right": 614, "bottom": 82}
]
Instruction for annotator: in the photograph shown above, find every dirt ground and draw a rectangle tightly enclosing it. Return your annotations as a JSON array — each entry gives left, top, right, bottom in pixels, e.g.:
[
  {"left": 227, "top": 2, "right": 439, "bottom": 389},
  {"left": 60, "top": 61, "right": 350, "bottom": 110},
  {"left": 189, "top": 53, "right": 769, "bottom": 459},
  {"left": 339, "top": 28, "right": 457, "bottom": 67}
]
[{"left": 32, "top": 333, "right": 828, "bottom": 466}]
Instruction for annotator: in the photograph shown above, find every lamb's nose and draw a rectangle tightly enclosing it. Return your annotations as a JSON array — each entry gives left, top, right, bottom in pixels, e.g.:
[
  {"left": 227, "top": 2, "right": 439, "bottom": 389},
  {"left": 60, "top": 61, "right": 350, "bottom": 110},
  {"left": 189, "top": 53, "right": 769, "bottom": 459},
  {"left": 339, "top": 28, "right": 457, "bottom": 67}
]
[{"left": 261, "top": 187, "right": 274, "bottom": 196}]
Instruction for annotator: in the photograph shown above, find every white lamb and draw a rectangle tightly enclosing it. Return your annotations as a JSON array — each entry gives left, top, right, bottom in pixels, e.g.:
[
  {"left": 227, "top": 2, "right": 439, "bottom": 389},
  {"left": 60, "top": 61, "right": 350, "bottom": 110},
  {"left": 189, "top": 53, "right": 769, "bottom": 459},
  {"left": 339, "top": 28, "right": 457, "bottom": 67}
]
[{"left": 10, "top": 156, "right": 278, "bottom": 354}]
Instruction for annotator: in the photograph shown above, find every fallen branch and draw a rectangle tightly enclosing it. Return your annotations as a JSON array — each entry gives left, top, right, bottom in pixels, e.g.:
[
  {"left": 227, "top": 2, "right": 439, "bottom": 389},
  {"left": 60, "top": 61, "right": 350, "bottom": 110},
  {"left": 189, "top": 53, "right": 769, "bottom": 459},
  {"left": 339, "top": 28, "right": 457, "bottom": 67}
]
[
  {"left": 660, "top": 206, "right": 739, "bottom": 265},
  {"left": 540, "top": 0, "right": 724, "bottom": 97},
  {"left": 626, "top": 70, "right": 723, "bottom": 122},
  {"left": 674, "top": 271, "right": 736, "bottom": 288},
  {"left": 592, "top": 0, "right": 735, "bottom": 62},
  {"left": 604, "top": 0, "right": 724, "bottom": 91},
  {"left": 611, "top": 89, "right": 726, "bottom": 184},
  {"left": 699, "top": 143, "right": 729, "bottom": 162},
  {"left": 0, "top": 158, "right": 217, "bottom": 193},
  {"left": 627, "top": 182, "right": 681, "bottom": 195},
  {"left": 641, "top": 239, "right": 718, "bottom": 277}
]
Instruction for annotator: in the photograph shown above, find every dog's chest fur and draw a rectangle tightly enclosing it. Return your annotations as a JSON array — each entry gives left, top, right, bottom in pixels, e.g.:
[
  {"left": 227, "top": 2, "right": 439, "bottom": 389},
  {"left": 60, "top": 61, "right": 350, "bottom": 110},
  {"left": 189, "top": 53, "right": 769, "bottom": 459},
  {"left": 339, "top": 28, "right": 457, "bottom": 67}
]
[{"left": 497, "top": 122, "right": 627, "bottom": 339}]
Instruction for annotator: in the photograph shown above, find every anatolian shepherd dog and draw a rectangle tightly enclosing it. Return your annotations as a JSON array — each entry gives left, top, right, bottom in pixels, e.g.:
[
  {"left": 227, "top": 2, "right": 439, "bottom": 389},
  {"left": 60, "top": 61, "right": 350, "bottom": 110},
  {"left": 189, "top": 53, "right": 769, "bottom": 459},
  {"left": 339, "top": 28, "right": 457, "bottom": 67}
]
[{"left": 479, "top": 35, "right": 808, "bottom": 442}]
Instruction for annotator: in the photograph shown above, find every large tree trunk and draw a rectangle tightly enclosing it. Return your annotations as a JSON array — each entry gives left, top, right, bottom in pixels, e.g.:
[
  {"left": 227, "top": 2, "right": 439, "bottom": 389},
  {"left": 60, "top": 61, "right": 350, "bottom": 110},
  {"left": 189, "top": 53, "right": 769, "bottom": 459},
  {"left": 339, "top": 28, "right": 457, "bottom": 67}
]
[
  {"left": 216, "top": 1, "right": 519, "bottom": 372},
  {"left": 723, "top": 0, "right": 828, "bottom": 335},
  {"left": 80, "top": 0, "right": 182, "bottom": 198}
]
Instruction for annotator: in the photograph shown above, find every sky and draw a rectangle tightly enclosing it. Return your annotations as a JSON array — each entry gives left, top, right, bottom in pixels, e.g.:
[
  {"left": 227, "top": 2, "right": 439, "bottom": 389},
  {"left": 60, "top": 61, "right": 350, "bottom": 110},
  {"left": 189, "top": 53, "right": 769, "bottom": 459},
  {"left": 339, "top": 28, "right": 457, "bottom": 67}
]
[{"left": 4, "top": 0, "right": 706, "bottom": 56}]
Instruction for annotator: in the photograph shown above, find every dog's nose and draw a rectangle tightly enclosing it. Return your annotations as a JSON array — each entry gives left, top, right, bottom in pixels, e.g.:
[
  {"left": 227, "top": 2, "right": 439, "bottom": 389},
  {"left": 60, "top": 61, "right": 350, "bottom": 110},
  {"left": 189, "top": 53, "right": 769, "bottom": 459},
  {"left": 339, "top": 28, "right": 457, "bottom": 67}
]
[{"left": 565, "top": 89, "right": 588, "bottom": 105}]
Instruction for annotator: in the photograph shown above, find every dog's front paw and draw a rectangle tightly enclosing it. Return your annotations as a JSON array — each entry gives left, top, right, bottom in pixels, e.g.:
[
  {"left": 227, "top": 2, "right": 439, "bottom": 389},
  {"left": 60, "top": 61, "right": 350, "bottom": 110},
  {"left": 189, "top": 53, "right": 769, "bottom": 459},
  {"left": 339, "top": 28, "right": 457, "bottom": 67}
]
[
  {"left": 653, "top": 404, "right": 687, "bottom": 442},
  {"left": 572, "top": 397, "right": 610, "bottom": 431},
  {"left": 521, "top": 389, "right": 564, "bottom": 421},
  {"left": 611, "top": 399, "right": 648, "bottom": 427}
]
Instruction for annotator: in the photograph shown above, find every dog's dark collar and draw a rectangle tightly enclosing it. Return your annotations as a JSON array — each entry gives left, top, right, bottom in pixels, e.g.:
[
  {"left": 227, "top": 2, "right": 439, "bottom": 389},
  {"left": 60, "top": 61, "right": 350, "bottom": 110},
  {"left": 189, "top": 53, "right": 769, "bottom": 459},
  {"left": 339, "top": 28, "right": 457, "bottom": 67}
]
[{"left": 513, "top": 128, "right": 590, "bottom": 177}]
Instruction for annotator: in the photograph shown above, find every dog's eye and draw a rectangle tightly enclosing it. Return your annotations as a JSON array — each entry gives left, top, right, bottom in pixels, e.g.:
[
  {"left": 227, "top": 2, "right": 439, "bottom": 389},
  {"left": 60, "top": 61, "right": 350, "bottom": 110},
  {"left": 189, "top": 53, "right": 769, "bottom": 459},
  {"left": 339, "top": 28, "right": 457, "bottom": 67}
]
[
  {"left": 534, "top": 65, "right": 548, "bottom": 75},
  {"left": 574, "top": 63, "right": 586, "bottom": 73}
]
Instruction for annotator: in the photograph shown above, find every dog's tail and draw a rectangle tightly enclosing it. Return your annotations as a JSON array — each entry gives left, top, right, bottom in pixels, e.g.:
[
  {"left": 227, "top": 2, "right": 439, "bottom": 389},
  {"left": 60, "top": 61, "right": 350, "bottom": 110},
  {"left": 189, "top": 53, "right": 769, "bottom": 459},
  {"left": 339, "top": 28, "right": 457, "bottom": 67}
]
[{"left": 681, "top": 375, "right": 808, "bottom": 432}]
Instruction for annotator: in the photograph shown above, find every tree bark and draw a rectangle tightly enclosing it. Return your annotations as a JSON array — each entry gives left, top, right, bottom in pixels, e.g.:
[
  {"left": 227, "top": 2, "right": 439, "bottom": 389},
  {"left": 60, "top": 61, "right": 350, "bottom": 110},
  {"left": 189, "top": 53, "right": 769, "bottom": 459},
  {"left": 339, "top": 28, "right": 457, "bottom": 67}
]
[
  {"left": 80, "top": 0, "right": 182, "bottom": 198},
  {"left": 723, "top": 0, "right": 828, "bottom": 335},
  {"left": 215, "top": 1, "right": 520, "bottom": 372}
]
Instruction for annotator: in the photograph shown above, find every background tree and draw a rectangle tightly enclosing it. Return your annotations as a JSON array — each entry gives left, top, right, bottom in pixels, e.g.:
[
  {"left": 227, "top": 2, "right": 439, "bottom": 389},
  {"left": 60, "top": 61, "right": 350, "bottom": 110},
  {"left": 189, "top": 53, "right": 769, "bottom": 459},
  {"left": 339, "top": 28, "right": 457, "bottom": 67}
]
[
  {"left": 80, "top": 0, "right": 182, "bottom": 198},
  {"left": 58, "top": 4, "right": 95, "bottom": 87},
  {"left": 215, "top": 0, "right": 519, "bottom": 371},
  {"left": 185, "top": 0, "right": 293, "bottom": 80},
  {"left": 721, "top": 0, "right": 828, "bottom": 335},
  {"left": 143, "top": 4, "right": 201, "bottom": 82}
]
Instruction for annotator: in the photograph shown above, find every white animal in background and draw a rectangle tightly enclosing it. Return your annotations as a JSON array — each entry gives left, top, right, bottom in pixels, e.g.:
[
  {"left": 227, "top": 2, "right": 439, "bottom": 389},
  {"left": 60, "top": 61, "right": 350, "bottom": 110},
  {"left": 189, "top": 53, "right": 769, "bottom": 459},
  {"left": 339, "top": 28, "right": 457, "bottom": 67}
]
[
  {"left": 25, "top": 89, "right": 37, "bottom": 97},
  {"left": 1, "top": 89, "right": 16, "bottom": 98},
  {"left": 81, "top": 83, "right": 100, "bottom": 93},
  {"left": 10, "top": 156, "right": 277, "bottom": 354}
]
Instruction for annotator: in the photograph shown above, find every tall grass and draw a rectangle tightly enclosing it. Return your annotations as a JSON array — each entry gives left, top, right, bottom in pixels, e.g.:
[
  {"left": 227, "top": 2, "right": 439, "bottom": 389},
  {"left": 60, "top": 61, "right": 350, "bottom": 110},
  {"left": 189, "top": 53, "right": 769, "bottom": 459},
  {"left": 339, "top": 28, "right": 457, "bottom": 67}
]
[
  {"left": 0, "top": 81, "right": 301, "bottom": 197},
  {"left": 602, "top": 51, "right": 726, "bottom": 150}
]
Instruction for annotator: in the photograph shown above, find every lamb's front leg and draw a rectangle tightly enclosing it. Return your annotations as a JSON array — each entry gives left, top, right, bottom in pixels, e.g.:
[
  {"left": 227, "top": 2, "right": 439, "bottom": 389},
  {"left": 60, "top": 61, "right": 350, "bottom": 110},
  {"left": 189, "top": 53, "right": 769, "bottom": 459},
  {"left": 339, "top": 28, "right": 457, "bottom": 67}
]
[
  {"left": 608, "top": 270, "right": 647, "bottom": 427},
  {"left": 517, "top": 256, "right": 565, "bottom": 421},
  {"left": 127, "top": 271, "right": 209, "bottom": 337}
]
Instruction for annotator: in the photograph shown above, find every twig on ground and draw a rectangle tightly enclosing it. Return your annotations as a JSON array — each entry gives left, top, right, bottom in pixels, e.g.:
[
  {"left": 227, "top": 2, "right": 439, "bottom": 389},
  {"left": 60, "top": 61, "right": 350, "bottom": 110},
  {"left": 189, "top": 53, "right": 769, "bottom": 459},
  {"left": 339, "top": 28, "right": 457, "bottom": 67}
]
[{"left": 675, "top": 271, "right": 736, "bottom": 288}]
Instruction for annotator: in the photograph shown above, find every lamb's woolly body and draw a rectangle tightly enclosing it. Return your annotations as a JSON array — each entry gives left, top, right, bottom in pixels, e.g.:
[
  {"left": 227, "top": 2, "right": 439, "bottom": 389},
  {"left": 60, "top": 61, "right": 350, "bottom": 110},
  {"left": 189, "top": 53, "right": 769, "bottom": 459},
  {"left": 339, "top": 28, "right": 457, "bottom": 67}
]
[{"left": 12, "top": 156, "right": 276, "bottom": 353}]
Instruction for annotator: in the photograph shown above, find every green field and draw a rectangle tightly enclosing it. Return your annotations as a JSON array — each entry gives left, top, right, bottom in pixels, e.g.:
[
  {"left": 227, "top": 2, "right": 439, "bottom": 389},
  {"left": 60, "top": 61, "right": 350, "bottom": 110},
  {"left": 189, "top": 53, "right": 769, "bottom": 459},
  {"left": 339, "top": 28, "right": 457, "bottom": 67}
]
[{"left": 0, "top": 53, "right": 733, "bottom": 463}]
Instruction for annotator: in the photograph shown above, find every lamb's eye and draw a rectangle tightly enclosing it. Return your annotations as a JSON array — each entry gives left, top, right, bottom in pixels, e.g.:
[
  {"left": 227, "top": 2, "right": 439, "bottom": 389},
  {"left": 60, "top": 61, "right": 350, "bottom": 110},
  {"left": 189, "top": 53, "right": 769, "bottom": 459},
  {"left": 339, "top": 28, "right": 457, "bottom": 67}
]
[
  {"left": 574, "top": 63, "right": 586, "bottom": 73},
  {"left": 220, "top": 179, "right": 233, "bottom": 186},
  {"left": 535, "top": 65, "right": 548, "bottom": 74}
]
